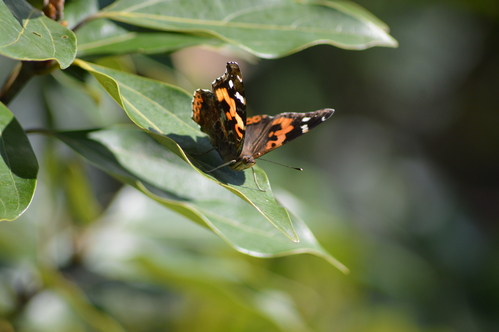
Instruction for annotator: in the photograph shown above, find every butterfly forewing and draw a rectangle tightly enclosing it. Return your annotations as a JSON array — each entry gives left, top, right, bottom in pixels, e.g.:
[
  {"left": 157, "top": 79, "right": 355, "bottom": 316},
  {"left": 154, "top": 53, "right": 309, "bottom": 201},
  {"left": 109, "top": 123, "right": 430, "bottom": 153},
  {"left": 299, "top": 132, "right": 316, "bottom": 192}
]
[
  {"left": 244, "top": 109, "right": 335, "bottom": 158},
  {"left": 211, "top": 63, "right": 247, "bottom": 159}
]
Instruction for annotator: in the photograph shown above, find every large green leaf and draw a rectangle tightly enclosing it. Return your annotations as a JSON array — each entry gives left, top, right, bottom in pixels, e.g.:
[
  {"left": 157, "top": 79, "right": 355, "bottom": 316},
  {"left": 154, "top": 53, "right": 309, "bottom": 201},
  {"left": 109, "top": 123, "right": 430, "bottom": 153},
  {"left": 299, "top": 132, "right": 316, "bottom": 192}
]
[
  {"left": 97, "top": 0, "right": 397, "bottom": 58},
  {"left": 0, "top": 103, "right": 38, "bottom": 221},
  {"left": 73, "top": 60, "right": 299, "bottom": 242},
  {"left": 56, "top": 126, "right": 347, "bottom": 272},
  {"left": 77, "top": 18, "right": 223, "bottom": 57},
  {"left": 0, "top": 0, "right": 76, "bottom": 69}
]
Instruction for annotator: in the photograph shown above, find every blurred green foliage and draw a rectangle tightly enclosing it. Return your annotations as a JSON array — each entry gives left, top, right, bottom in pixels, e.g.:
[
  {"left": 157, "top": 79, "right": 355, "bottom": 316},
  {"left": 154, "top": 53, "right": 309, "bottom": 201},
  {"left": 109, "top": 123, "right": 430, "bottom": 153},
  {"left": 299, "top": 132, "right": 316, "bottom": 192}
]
[{"left": 0, "top": 0, "right": 498, "bottom": 331}]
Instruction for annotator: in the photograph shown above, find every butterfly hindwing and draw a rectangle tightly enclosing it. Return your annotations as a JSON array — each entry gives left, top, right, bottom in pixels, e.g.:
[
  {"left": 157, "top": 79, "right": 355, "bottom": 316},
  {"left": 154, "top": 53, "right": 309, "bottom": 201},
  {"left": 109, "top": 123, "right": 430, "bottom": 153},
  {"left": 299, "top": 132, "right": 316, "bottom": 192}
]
[
  {"left": 192, "top": 89, "right": 229, "bottom": 157},
  {"left": 192, "top": 89, "right": 218, "bottom": 136}
]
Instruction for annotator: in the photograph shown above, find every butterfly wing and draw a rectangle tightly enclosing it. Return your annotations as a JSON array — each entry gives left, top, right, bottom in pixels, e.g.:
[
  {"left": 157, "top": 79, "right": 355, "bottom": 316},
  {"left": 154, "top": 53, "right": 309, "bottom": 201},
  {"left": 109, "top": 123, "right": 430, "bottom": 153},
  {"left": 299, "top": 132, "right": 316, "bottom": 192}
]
[
  {"left": 192, "top": 62, "right": 247, "bottom": 163},
  {"left": 211, "top": 62, "right": 246, "bottom": 160},
  {"left": 192, "top": 89, "right": 215, "bottom": 134},
  {"left": 243, "top": 109, "right": 335, "bottom": 158}
]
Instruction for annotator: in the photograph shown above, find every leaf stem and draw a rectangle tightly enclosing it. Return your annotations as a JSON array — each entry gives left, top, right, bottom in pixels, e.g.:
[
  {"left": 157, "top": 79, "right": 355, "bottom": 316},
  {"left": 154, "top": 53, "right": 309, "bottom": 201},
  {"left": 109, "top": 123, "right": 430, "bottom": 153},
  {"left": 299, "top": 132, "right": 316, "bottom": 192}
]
[
  {"left": 0, "top": 60, "right": 59, "bottom": 105},
  {"left": 0, "top": 62, "right": 25, "bottom": 105},
  {"left": 72, "top": 13, "right": 99, "bottom": 32}
]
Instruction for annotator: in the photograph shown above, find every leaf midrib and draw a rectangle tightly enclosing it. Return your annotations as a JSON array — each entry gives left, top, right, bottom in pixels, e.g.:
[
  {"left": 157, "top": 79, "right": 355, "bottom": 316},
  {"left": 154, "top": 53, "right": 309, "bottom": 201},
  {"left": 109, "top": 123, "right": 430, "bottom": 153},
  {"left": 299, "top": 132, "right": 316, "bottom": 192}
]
[
  {"left": 119, "top": 83, "right": 198, "bottom": 135},
  {"left": 99, "top": 12, "right": 352, "bottom": 35}
]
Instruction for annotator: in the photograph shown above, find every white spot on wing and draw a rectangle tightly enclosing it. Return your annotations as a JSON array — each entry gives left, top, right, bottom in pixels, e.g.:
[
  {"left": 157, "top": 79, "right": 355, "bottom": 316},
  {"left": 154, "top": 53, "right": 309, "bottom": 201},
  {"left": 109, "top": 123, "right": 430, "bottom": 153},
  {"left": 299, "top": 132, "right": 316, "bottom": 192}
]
[
  {"left": 321, "top": 116, "right": 327, "bottom": 122},
  {"left": 301, "top": 124, "right": 309, "bottom": 133},
  {"left": 302, "top": 117, "right": 311, "bottom": 122},
  {"left": 236, "top": 75, "right": 243, "bottom": 82},
  {"left": 235, "top": 91, "right": 245, "bottom": 104},
  {"left": 228, "top": 80, "right": 234, "bottom": 88}
]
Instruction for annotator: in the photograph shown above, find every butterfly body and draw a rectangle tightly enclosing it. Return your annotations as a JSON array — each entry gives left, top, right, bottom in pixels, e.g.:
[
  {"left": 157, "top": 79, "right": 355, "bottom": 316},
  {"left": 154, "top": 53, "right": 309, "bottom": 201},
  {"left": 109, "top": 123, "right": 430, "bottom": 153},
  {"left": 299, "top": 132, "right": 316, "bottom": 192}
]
[{"left": 192, "top": 62, "right": 334, "bottom": 172}]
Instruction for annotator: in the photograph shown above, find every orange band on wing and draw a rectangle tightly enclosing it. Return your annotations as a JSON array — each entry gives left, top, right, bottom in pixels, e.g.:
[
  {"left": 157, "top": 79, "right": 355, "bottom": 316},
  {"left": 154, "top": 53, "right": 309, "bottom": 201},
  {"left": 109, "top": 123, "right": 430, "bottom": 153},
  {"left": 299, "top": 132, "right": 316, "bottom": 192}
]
[
  {"left": 215, "top": 87, "right": 245, "bottom": 140},
  {"left": 215, "top": 88, "right": 236, "bottom": 119},
  {"left": 266, "top": 117, "right": 294, "bottom": 150},
  {"left": 246, "top": 115, "right": 262, "bottom": 125},
  {"left": 192, "top": 93, "right": 203, "bottom": 123}
]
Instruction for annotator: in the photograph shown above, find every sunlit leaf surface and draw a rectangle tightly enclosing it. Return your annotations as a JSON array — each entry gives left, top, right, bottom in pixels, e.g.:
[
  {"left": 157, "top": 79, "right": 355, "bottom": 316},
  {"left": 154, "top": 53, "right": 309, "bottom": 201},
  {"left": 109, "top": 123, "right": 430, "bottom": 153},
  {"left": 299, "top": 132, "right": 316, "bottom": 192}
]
[
  {"left": 97, "top": 0, "right": 398, "bottom": 57},
  {"left": 0, "top": 0, "right": 76, "bottom": 68}
]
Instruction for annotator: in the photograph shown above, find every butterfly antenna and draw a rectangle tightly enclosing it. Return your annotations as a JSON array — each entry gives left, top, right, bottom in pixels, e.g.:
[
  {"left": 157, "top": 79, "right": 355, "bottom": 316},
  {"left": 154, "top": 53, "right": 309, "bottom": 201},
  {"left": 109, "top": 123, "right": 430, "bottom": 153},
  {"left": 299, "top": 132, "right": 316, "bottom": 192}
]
[
  {"left": 257, "top": 158, "right": 303, "bottom": 171},
  {"left": 205, "top": 160, "right": 236, "bottom": 173}
]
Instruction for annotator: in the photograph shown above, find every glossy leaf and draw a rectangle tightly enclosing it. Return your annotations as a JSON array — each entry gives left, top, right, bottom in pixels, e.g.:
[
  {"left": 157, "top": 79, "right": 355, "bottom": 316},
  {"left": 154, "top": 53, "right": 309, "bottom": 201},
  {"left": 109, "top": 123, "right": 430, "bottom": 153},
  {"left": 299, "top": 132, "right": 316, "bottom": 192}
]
[
  {"left": 56, "top": 126, "right": 347, "bottom": 272},
  {"left": 0, "top": 0, "right": 76, "bottom": 69},
  {"left": 77, "top": 19, "right": 223, "bottom": 57},
  {"left": 0, "top": 103, "right": 38, "bottom": 221},
  {"left": 64, "top": 0, "right": 99, "bottom": 30},
  {"left": 97, "top": 0, "right": 398, "bottom": 58},
  {"left": 73, "top": 60, "right": 299, "bottom": 242}
]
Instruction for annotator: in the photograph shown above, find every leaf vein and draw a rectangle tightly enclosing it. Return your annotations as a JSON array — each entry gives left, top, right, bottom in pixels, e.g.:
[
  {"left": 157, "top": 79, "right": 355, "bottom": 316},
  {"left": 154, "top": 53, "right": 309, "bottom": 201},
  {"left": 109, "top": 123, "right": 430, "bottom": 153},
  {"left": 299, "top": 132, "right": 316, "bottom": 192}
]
[
  {"left": 196, "top": 206, "right": 281, "bottom": 238},
  {"left": 102, "top": 12, "right": 347, "bottom": 35},
  {"left": 38, "top": 17, "right": 55, "bottom": 57},
  {"left": 78, "top": 32, "right": 137, "bottom": 51},
  {"left": 118, "top": 83, "right": 197, "bottom": 135},
  {"left": 0, "top": 8, "right": 35, "bottom": 49}
]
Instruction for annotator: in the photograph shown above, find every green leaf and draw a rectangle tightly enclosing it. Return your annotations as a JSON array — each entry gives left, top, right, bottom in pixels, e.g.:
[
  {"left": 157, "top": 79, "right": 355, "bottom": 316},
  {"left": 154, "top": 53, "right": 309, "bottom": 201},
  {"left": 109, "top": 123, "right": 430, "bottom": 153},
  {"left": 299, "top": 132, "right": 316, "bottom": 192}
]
[
  {"left": 84, "top": 187, "right": 334, "bottom": 328},
  {"left": 56, "top": 126, "right": 347, "bottom": 272},
  {"left": 0, "top": 0, "right": 76, "bottom": 69},
  {"left": 0, "top": 102, "right": 38, "bottom": 221},
  {"left": 64, "top": 0, "right": 99, "bottom": 30},
  {"left": 97, "top": 0, "right": 397, "bottom": 58},
  {"left": 77, "top": 19, "right": 223, "bottom": 57},
  {"left": 72, "top": 59, "right": 298, "bottom": 242}
]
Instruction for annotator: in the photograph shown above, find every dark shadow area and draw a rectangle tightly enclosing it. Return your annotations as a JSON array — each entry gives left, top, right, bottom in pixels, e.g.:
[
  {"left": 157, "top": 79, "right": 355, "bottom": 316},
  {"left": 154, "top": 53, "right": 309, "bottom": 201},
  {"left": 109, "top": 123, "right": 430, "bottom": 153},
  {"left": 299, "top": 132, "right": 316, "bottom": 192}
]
[
  {"left": 0, "top": 118, "right": 38, "bottom": 179},
  {"left": 148, "top": 130, "right": 247, "bottom": 187}
]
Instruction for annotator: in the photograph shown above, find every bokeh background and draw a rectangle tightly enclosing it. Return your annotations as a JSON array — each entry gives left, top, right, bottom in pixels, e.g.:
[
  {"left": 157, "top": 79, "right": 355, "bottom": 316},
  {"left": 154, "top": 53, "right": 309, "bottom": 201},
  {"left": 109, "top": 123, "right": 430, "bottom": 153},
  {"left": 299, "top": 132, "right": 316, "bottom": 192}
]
[{"left": 1, "top": 0, "right": 498, "bottom": 331}]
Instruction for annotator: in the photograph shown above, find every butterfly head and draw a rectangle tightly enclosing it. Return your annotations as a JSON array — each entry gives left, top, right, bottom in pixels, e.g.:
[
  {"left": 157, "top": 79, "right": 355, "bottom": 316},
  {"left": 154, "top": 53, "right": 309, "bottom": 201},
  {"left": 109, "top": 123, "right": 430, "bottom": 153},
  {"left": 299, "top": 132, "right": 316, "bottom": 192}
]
[{"left": 229, "top": 155, "right": 256, "bottom": 171}]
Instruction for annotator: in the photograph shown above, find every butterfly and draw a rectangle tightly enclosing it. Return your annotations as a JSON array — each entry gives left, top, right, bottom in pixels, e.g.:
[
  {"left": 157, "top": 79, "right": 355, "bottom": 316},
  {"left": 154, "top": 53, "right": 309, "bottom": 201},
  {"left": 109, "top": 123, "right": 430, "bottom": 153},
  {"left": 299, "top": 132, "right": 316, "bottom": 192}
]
[{"left": 192, "top": 62, "right": 334, "bottom": 188}]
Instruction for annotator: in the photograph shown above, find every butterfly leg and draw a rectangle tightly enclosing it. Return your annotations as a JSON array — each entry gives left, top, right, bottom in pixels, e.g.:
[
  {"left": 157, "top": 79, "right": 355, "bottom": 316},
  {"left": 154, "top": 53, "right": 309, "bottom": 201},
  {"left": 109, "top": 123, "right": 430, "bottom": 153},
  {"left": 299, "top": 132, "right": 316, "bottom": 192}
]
[{"left": 252, "top": 167, "right": 266, "bottom": 192}]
